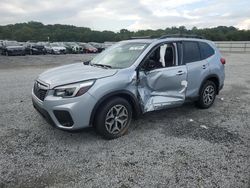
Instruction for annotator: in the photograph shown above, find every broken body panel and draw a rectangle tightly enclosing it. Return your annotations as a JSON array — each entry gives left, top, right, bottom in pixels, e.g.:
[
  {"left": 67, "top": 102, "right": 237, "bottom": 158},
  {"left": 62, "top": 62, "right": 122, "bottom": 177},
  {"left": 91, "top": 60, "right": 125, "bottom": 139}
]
[{"left": 137, "top": 66, "right": 187, "bottom": 112}]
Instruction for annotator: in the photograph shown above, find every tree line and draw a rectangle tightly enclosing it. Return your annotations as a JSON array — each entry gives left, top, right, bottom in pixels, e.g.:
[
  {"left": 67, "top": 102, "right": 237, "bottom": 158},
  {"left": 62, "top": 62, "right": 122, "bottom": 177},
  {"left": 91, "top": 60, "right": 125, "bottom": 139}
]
[{"left": 0, "top": 21, "right": 249, "bottom": 42}]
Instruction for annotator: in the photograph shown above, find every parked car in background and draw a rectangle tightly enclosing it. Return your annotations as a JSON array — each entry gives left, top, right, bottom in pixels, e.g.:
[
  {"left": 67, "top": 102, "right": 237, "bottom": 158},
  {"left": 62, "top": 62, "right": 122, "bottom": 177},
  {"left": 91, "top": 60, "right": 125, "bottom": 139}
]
[
  {"left": 61, "top": 42, "right": 73, "bottom": 54},
  {"left": 78, "top": 42, "right": 98, "bottom": 53},
  {"left": 0, "top": 40, "right": 3, "bottom": 54},
  {"left": 44, "top": 42, "right": 54, "bottom": 54},
  {"left": 50, "top": 43, "right": 67, "bottom": 54},
  {"left": 64, "top": 42, "right": 82, "bottom": 54},
  {"left": 89, "top": 42, "right": 105, "bottom": 53},
  {"left": 24, "top": 42, "right": 46, "bottom": 55},
  {"left": 1, "top": 40, "right": 25, "bottom": 56}
]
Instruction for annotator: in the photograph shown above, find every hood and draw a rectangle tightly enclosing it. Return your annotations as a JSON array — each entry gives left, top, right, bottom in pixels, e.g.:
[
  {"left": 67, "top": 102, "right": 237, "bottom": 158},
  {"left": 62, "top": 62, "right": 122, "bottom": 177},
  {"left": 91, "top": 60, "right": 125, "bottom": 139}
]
[
  {"left": 37, "top": 63, "right": 118, "bottom": 89},
  {"left": 52, "top": 46, "right": 66, "bottom": 50}
]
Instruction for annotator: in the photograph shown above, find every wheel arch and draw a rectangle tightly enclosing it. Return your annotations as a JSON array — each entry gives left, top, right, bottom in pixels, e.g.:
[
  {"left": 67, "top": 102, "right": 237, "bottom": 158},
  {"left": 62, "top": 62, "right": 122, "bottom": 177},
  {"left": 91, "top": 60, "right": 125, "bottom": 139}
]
[
  {"left": 199, "top": 74, "right": 220, "bottom": 95},
  {"left": 89, "top": 90, "right": 142, "bottom": 126}
]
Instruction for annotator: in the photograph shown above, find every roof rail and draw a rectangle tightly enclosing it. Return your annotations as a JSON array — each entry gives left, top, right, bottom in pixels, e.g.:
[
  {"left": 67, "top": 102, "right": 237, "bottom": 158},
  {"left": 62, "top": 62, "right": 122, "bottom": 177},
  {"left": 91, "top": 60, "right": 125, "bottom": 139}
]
[
  {"left": 130, "top": 36, "right": 152, "bottom": 39},
  {"left": 159, "top": 34, "right": 204, "bottom": 39}
]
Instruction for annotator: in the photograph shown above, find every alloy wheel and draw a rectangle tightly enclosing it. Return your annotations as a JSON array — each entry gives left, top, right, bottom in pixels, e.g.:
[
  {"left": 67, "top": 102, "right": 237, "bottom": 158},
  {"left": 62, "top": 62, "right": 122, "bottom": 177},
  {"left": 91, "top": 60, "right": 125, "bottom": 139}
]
[
  {"left": 203, "top": 85, "right": 215, "bottom": 105},
  {"left": 105, "top": 104, "right": 129, "bottom": 134}
]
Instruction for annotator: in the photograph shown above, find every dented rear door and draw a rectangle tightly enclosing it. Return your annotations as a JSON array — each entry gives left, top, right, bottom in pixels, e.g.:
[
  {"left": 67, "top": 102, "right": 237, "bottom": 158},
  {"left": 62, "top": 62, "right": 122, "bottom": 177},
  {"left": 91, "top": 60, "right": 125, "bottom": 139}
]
[{"left": 138, "top": 65, "right": 187, "bottom": 112}]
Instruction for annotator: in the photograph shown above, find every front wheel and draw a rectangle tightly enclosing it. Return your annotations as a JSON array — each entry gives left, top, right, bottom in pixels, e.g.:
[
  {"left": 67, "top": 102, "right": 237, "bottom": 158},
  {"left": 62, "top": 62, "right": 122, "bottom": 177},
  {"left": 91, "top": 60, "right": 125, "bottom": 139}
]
[
  {"left": 196, "top": 80, "right": 217, "bottom": 109},
  {"left": 94, "top": 97, "right": 132, "bottom": 139}
]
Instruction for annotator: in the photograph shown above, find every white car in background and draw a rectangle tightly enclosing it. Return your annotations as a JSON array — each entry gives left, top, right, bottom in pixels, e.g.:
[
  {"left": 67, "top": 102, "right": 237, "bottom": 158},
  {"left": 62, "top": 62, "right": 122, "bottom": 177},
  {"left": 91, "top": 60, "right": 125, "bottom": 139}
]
[{"left": 50, "top": 43, "right": 66, "bottom": 54}]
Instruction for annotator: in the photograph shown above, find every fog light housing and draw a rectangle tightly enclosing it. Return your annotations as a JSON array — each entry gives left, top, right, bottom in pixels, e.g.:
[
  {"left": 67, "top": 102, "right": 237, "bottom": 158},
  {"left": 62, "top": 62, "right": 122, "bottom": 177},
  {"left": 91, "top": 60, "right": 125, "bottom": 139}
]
[{"left": 53, "top": 110, "right": 74, "bottom": 127}]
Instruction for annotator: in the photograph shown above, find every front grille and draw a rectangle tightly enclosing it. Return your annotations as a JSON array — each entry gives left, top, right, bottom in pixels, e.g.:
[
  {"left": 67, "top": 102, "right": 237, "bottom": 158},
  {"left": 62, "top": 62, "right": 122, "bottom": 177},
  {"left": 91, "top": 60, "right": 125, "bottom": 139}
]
[{"left": 33, "top": 81, "right": 48, "bottom": 101}]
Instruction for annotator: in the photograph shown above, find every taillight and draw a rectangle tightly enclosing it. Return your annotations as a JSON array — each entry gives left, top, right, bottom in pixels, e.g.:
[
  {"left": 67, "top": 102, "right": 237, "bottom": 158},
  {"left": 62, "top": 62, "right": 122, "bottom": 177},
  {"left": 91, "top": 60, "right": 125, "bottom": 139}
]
[{"left": 220, "top": 58, "right": 226, "bottom": 65}]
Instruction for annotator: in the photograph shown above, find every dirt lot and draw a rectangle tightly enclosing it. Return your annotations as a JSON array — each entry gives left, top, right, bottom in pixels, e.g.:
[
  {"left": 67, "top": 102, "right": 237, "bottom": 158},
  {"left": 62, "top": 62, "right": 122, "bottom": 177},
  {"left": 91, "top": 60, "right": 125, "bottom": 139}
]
[{"left": 0, "top": 53, "right": 249, "bottom": 188}]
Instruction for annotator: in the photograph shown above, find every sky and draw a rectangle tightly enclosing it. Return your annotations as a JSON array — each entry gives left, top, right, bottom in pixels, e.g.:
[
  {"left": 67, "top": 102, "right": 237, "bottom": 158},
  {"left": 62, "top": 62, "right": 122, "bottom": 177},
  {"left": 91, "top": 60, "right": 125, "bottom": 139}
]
[{"left": 0, "top": 0, "right": 250, "bottom": 31}]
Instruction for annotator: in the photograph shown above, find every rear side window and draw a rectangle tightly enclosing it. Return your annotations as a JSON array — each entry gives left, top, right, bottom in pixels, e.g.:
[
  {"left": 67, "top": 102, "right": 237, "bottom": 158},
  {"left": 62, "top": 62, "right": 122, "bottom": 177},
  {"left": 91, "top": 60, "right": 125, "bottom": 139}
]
[
  {"left": 183, "top": 41, "right": 201, "bottom": 64},
  {"left": 199, "top": 42, "right": 215, "bottom": 59}
]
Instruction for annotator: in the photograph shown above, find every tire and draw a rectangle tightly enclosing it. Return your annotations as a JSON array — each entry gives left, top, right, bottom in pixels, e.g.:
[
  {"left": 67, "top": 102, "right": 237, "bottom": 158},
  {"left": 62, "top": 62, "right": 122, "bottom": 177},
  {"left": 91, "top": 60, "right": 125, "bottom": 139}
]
[
  {"left": 196, "top": 80, "right": 217, "bottom": 109},
  {"left": 94, "top": 97, "right": 132, "bottom": 139}
]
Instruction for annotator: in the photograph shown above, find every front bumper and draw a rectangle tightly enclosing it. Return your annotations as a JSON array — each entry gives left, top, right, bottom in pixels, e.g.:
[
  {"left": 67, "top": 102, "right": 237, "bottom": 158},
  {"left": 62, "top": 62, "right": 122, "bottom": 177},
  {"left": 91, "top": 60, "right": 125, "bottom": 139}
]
[
  {"left": 32, "top": 90, "right": 97, "bottom": 130},
  {"left": 32, "top": 49, "right": 45, "bottom": 55},
  {"left": 53, "top": 50, "right": 66, "bottom": 54},
  {"left": 8, "top": 50, "right": 25, "bottom": 55}
]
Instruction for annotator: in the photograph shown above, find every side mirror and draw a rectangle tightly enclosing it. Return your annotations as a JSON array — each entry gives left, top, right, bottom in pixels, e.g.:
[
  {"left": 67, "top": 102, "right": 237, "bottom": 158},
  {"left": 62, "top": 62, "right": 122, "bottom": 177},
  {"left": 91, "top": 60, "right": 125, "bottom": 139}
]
[
  {"left": 142, "top": 59, "right": 156, "bottom": 71},
  {"left": 83, "top": 61, "right": 90, "bottom": 65}
]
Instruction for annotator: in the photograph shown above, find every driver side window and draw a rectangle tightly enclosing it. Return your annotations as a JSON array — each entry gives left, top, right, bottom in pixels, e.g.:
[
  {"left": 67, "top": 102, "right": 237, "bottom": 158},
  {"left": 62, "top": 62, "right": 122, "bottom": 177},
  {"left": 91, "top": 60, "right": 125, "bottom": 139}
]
[{"left": 142, "top": 43, "right": 176, "bottom": 71}]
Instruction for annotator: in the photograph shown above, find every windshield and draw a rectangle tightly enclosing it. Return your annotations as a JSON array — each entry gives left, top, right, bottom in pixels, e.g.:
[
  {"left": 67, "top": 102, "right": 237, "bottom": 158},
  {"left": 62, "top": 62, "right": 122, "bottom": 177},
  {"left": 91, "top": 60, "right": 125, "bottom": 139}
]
[
  {"left": 51, "top": 43, "right": 59, "bottom": 47},
  {"left": 90, "top": 42, "right": 148, "bottom": 69}
]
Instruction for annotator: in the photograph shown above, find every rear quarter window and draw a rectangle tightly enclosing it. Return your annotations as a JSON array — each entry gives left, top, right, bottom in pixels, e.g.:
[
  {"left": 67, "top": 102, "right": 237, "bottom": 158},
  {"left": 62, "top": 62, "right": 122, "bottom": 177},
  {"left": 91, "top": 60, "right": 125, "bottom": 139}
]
[
  {"left": 199, "top": 42, "right": 215, "bottom": 59},
  {"left": 183, "top": 41, "right": 201, "bottom": 64}
]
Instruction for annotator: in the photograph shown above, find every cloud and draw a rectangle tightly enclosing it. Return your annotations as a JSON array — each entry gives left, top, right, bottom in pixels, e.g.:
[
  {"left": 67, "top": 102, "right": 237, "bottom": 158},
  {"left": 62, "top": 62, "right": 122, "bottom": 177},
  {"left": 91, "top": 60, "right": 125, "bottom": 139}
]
[
  {"left": 0, "top": 0, "right": 249, "bottom": 31},
  {"left": 236, "top": 19, "right": 250, "bottom": 30}
]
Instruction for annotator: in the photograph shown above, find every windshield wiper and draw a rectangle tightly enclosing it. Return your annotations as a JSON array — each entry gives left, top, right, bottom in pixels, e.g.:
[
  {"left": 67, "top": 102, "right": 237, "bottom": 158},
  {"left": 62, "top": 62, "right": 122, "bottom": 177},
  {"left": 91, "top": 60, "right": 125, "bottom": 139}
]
[{"left": 91, "top": 63, "right": 112, "bottom": 69}]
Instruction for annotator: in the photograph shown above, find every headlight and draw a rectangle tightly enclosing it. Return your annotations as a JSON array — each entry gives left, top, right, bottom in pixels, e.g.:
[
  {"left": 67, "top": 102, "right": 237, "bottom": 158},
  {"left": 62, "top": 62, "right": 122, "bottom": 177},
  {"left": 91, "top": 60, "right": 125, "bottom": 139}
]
[{"left": 53, "top": 80, "right": 95, "bottom": 98}]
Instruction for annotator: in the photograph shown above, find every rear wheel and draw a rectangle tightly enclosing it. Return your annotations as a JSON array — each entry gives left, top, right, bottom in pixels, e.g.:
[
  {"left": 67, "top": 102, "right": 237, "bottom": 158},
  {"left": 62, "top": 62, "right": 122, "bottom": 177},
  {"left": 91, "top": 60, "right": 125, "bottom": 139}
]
[
  {"left": 196, "top": 80, "right": 217, "bottom": 109},
  {"left": 94, "top": 97, "right": 132, "bottom": 139}
]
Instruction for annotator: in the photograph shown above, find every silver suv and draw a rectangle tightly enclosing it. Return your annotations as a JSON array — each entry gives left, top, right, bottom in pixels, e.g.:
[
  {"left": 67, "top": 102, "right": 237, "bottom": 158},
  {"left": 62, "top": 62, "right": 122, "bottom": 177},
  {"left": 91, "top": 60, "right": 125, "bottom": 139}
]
[{"left": 32, "top": 36, "right": 225, "bottom": 139}]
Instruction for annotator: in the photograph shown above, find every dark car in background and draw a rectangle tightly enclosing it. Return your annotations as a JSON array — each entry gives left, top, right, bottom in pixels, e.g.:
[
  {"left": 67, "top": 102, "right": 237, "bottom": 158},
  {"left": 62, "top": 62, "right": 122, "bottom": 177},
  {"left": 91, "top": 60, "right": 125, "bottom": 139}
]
[
  {"left": 1, "top": 41, "right": 25, "bottom": 56},
  {"left": 0, "top": 40, "right": 3, "bottom": 54},
  {"left": 24, "top": 42, "right": 46, "bottom": 55},
  {"left": 38, "top": 42, "right": 53, "bottom": 54}
]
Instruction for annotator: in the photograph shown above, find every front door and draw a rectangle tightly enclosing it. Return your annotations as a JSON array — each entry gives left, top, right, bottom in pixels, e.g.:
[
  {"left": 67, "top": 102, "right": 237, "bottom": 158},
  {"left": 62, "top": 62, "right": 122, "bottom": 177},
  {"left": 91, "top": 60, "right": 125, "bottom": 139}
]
[{"left": 137, "top": 42, "right": 188, "bottom": 112}]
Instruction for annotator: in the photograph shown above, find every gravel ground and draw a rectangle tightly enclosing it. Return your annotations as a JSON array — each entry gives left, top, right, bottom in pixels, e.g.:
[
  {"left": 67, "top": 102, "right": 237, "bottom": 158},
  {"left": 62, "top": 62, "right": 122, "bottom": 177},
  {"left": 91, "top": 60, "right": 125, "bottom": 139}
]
[{"left": 0, "top": 53, "right": 249, "bottom": 188}]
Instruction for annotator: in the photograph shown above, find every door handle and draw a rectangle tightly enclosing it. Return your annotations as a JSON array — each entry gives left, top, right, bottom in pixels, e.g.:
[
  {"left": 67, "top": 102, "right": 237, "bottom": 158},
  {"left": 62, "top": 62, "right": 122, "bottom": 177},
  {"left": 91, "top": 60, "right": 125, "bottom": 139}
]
[{"left": 176, "top": 71, "right": 184, "bottom": 75}]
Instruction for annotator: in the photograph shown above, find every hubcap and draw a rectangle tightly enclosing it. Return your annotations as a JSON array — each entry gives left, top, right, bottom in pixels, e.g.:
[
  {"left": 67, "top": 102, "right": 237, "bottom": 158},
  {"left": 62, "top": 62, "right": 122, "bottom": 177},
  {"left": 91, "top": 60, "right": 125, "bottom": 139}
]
[
  {"left": 105, "top": 104, "right": 129, "bottom": 134},
  {"left": 203, "top": 85, "right": 215, "bottom": 105}
]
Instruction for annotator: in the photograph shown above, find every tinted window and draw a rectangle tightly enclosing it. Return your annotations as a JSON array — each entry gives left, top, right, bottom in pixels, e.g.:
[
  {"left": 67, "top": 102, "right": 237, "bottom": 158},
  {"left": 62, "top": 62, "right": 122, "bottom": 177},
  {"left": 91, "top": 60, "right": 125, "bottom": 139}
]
[
  {"left": 199, "top": 42, "right": 215, "bottom": 59},
  {"left": 183, "top": 41, "right": 201, "bottom": 64}
]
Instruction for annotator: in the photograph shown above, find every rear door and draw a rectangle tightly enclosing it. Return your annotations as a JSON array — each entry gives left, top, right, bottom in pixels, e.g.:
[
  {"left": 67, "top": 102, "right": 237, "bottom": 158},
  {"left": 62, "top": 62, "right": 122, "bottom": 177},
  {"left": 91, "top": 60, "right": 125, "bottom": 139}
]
[
  {"left": 183, "top": 41, "right": 210, "bottom": 97},
  {"left": 137, "top": 42, "right": 188, "bottom": 112}
]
